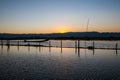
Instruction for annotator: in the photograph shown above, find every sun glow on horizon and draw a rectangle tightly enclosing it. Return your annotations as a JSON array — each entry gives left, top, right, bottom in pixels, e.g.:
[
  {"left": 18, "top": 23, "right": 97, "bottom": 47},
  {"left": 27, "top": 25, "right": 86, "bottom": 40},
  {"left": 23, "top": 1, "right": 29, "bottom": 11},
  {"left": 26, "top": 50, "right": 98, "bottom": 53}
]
[
  {"left": 54, "top": 26, "right": 72, "bottom": 33},
  {"left": 59, "top": 30, "right": 68, "bottom": 33}
]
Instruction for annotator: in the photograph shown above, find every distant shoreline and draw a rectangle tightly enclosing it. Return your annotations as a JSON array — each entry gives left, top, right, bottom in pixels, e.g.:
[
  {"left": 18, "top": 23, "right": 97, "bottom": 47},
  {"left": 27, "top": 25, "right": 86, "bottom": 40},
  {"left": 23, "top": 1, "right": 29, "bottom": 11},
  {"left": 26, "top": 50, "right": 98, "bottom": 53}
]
[{"left": 0, "top": 32, "right": 120, "bottom": 40}]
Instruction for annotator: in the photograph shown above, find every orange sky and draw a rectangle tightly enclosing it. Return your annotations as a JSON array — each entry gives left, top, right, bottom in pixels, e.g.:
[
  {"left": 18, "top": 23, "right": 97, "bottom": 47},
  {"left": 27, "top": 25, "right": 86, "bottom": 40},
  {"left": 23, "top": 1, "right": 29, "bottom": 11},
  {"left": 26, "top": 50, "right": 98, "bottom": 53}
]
[{"left": 0, "top": 0, "right": 120, "bottom": 33}]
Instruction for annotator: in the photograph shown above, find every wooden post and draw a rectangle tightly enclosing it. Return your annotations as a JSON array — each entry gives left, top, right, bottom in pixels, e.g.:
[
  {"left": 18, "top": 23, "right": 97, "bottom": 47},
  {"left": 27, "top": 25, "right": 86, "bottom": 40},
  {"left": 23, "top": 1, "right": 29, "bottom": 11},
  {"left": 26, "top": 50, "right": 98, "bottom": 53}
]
[
  {"left": 39, "top": 44, "right": 41, "bottom": 52},
  {"left": 93, "top": 41, "right": 95, "bottom": 55},
  {"left": 116, "top": 43, "right": 118, "bottom": 50},
  {"left": 7, "top": 45, "right": 10, "bottom": 52},
  {"left": 75, "top": 40, "right": 77, "bottom": 48},
  {"left": 1, "top": 40, "right": 3, "bottom": 45},
  {"left": 7, "top": 40, "right": 10, "bottom": 52},
  {"left": 78, "top": 40, "right": 80, "bottom": 48},
  {"left": 93, "top": 41, "right": 95, "bottom": 49},
  {"left": 49, "top": 41, "right": 51, "bottom": 52},
  {"left": 75, "top": 40, "right": 77, "bottom": 54},
  {"left": 17, "top": 40, "right": 19, "bottom": 51},
  {"left": 18, "top": 40, "right": 19, "bottom": 46},
  {"left": 28, "top": 43, "right": 30, "bottom": 52},
  {"left": 116, "top": 43, "right": 118, "bottom": 55},
  {"left": 85, "top": 41, "right": 86, "bottom": 49},
  {"left": 1, "top": 40, "right": 3, "bottom": 49},
  {"left": 60, "top": 40, "right": 62, "bottom": 53},
  {"left": 39, "top": 42, "right": 41, "bottom": 52},
  {"left": 7, "top": 40, "right": 10, "bottom": 46},
  {"left": 78, "top": 40, "right": 80, "bottom": 57},
  {"left": 6, "top": 40, "right": 10, "bottom": 52},
  {"left": 28, "top": 42, "right": 30, "bottom": 46}
]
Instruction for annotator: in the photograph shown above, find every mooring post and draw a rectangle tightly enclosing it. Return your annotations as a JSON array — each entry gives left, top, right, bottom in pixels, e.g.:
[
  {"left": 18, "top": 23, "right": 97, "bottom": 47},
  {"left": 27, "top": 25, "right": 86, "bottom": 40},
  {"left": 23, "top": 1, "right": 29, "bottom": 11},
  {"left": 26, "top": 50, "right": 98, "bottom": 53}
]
[
  {"left": 116, "top": 43, "right": 118, "bottom": 55},
  {"left": 49, "top": 41, "right": 51, "bottom": 47},
  {"left": 60, "top": 40, "right": 62, "bottom": 53},
  {"left": 85, "top": 41, "right": 86, "bottom": 49},
  {"left": 17, "top": 40, "right": 19, "bottom": 51},
  {"left": 93, "top": 41, "right": 95, "bottom": 49},
  {"left": 28, "top": 42, "right": 30, "bottom": 52},
  {"left": 75, "top": 40, "right": 77, "bottom": 48},
  {"left": 49, "top": 41, "right": 51, "bottom": 52},
  {"left": 6, "top": 40, "right": 10, "bottom": 52},
  {"left": 28, "top": 42, "right": 30, "bottom": 46},
  {"left": 92, "top": 41, "right": 95, "bottom": 55},
  {"left": 1, "top": 40, "right": 3, "bottom": 45},
  {"left": 1, "top": 40, "right": 3, "bottom": 49},
  {"left": 116, "top": 43, "right": 118, "bottom": 50},
  {"left": 93, "top": 41, "right": 95, "bottom": 55},
  {"left": 78, "top": 40, "right": 80, "bottom": 48},
  {"left": 39, "top": 42, "right": 41, "bottom": 52},
  {"left": 75, "top": 40, "right": 77, "bottom": 54},
  {"left": 7, "top": 45, "right": 10, "bottom": 52},
  {"left": 7, "top": 40, "right": 10, "bottom": 46},
  {"left": 77, "top": 40, "right": 80, "bottom": 57},
  {"left": 18, "top": 40, "right": 19, "bottom": 46}
]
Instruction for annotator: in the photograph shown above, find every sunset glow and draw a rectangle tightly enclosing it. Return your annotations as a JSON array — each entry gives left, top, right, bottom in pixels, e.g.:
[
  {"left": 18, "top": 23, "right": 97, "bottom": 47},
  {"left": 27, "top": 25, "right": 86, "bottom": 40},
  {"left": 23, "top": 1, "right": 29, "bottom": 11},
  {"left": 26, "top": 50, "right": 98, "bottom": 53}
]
[
  {"left": 59, "top": 30, "right": 68, "bottom": 33},
  {"left": 55, "top": 26, "right": 70, "bottom": 33},
  {"left": 0, "top": 0, "right": 120, "bottom": 33}
]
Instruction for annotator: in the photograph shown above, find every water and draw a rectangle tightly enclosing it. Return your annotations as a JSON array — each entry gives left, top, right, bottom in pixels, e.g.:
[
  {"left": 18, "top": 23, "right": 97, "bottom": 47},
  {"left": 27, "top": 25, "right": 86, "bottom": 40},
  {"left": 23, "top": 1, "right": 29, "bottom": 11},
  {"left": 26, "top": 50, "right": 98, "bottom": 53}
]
[
  {"left": 1, "top": 40, "right": 120, "bottom": 48},
  {"left": 0, "top": 40, "right": 120, "bottom": 80}
]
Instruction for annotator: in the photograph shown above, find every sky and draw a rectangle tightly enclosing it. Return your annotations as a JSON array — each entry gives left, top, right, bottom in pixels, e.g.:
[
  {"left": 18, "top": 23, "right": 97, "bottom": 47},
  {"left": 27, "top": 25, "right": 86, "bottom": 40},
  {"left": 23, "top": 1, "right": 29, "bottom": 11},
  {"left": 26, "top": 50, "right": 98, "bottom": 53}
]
[{"left": 0, "top": 0, "right": 120, "bottom": 33}]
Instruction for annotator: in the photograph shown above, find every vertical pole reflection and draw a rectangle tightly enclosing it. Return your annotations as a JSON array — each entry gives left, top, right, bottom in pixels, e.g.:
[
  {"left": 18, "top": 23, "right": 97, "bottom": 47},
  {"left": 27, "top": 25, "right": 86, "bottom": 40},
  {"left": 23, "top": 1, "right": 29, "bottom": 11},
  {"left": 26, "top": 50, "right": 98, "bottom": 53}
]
[
  {"left": 85, "top": 40, "right": 87, "bottom": 57},
  {"left": 7, "top": 45, "right": 10, "bottom": 53},
  {"left": 75, "top": 40, "right": 77, "bottom": 54},
  {"left": 39, "top": 46, "right": 41, "bottom": 53},
  {"left": 1, "top": 40, "right": 3, "bottom": 46},
  {"left": 1, "top": 40, "right": 3, "bottom": 50},
  {"left": 60, "top": 40, "right": 62, "bottom": 53},
  {"left": 78, "top": 40, "right": 80, "bottom": 57},
  {"left": 28, "top": 43, "right": 30, "bottom": 52},
  {"left": 116, "top": 43, "right": 118, "bottom": 55},
  {"left": 39, "top": 42, "right": 41, "bottom": 53},
  {"left": 7, "top": 40, "right": 10, "bottom": 53},
  {"left": 0, "top": 41, "right": 3, "bottom": 54},
  {"left": 17, "top": 40, "right": 19, "bottom": 52},
  {"left": 93, "top": 41, "right": 95, "bottom": 55},
  {"left": 49, "top": 41, "right": 51, "bottom": 53}
]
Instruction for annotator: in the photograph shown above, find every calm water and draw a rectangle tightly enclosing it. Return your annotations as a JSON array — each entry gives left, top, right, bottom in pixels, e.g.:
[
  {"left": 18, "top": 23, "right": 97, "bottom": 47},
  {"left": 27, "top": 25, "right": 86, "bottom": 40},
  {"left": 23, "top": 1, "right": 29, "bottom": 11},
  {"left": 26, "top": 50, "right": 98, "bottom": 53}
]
[{"left": 0, "top": 40, "right": 120, "bottom": 80}]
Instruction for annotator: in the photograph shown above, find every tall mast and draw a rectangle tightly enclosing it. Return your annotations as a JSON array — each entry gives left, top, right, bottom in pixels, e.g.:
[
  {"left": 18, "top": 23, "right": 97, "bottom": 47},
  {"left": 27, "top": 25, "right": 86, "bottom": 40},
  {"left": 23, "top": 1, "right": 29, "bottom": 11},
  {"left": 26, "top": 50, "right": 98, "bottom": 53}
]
[
  {"left": 86, "top": 18, "right": 89, "bottom": 32},
  {"left": 85, "top": 18, "right": 89, "bottom": 49}
]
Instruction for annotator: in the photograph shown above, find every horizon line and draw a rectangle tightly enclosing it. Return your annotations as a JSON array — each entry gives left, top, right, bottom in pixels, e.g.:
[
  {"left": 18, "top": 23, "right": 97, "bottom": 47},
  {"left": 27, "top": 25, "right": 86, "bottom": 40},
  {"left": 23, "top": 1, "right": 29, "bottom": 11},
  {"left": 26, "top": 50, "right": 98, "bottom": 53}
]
[{"left": 0, "top": 31, "right": 120, "bottom": 34}]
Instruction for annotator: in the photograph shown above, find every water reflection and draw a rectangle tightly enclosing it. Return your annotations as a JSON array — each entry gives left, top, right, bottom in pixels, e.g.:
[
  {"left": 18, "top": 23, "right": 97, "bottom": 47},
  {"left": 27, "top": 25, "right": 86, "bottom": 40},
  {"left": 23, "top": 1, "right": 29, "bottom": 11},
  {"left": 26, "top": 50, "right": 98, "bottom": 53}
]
[
  {"left": 0, "top": 40, "right": 119, "bottom": 59},
  {"left": 39, "top": 46, "right": 41, "bottom": 52},
  {"left": 0, "top": 44, "right": 120, "bottom": 80},
  {"left": 28, "top": 45, "right": 30, "bottom": 52},
  {"left": 7, "top": 45, "right": 10, "bottom": 52},
  {"left": 17, "top": 45, "right": 19, "bottom": 52},
  {"left": 1, "top": 44, "right": 119, "bottom": 57},
  {"left": 0, "top": 45, "right": 3, "bottom": 54}
]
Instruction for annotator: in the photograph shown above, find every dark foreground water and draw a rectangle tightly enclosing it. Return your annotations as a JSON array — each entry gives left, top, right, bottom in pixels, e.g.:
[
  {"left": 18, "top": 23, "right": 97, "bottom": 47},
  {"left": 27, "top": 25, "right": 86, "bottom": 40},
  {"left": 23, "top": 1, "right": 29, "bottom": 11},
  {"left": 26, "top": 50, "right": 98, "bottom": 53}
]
[{"left": 0, "top": 41, "right": 120, "bottom": 80}]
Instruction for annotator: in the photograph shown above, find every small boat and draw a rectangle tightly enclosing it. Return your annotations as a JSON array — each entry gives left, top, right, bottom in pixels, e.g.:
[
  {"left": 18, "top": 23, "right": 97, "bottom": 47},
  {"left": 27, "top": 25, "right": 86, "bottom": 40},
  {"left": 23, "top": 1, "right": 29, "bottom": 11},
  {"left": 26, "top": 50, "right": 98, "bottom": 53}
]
[
  {"left": 87, "top": 46, "right": 94, "bottom": 49},
  {"left": 24, "top": 39, "right": 49, "bottom": 43}
]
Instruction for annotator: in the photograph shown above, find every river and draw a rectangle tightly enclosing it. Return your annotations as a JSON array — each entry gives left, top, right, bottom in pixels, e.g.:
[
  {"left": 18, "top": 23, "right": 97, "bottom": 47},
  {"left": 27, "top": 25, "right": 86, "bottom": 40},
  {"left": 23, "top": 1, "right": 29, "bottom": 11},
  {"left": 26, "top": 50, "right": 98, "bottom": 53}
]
[{"left": 0, "top": 40, "right": 120, "bottom": 80}]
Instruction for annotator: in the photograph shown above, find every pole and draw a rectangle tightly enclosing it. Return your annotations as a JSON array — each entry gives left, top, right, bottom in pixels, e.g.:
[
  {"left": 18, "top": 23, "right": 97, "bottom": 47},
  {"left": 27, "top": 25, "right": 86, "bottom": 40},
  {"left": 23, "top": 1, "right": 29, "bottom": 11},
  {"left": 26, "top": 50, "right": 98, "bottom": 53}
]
[{"left": 61, "top": 40, "right": 62, "bottom": 53}]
